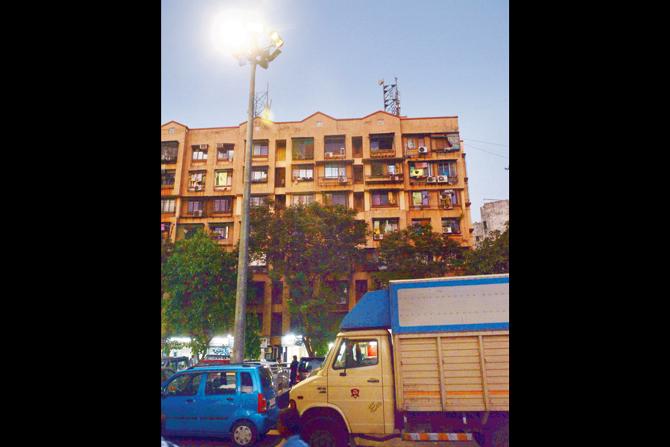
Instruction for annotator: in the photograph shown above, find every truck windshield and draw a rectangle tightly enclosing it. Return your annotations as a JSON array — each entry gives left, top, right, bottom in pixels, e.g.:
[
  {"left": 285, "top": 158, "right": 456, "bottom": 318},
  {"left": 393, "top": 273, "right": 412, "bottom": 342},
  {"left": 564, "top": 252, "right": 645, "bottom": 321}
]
[{"left": 333, "top": 339, "right": 378, "bottom": 369}]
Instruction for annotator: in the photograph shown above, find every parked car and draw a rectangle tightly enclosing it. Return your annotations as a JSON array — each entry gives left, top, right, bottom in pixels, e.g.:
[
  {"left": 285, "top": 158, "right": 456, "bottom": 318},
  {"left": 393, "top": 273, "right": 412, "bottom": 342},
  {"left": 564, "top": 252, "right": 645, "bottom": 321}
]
[
  {"left": 195, "top": 354, "right": 231, "bottom": 366},
  {"left": 161, "top": 367, "right": 176, "bottom": 384},
  {"left": 161, "top": 363, "right": 279, "bottom": 446},
  {"left": 243, "top": 361, "right": 290, "bottom": 395},
  {"left": 297, "top": 357, "right": 325, "bottom": 382},
  {"left": 161, "top": 356, "right": 191, "bottom": 371}
]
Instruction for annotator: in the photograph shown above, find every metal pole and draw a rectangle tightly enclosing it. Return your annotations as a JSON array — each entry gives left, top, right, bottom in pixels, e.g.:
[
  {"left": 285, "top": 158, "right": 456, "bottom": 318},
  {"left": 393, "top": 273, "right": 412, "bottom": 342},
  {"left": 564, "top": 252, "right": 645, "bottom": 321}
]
[{"left": 232, "top": 60, "right": 257, "bottom": 363}]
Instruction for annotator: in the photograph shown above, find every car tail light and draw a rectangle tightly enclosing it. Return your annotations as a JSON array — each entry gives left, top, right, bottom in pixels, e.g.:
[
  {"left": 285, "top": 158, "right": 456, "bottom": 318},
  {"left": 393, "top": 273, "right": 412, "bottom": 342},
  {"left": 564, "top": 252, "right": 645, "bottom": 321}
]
[{"left": 258, "top": 393, "right": 268, "bottom": 413}]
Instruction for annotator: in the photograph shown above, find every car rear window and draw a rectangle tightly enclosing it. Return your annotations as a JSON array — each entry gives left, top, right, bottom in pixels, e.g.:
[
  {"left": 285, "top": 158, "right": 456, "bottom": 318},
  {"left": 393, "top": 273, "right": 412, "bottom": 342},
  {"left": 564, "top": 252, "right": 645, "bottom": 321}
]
[{"left": 258, "top": 366, "right": 273, "bottom": 389}]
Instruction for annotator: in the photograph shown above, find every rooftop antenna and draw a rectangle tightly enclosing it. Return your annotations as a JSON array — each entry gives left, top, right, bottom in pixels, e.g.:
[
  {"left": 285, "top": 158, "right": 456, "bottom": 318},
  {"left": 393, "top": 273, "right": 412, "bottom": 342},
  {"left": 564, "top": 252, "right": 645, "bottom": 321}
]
[{"left": 378, "top": 77, "right": 400, "bottom": 116}]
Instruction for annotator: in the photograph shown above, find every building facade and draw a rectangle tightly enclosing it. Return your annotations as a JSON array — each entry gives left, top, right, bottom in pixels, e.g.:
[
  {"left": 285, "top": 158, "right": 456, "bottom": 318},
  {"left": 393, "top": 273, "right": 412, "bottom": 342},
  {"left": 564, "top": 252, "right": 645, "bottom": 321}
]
[
  {"left": 161, "top": 110, "right": 474, "bottom": 360},
  {"left": 472, "top": 199, "right": 509, "bottom": 246}
]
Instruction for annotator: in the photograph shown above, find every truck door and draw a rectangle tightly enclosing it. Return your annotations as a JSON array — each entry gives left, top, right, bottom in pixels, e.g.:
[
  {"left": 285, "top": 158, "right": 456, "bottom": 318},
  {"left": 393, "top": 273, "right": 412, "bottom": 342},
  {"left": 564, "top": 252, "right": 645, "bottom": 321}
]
[{"left": 328, "top": 337, "right": 385, "bottom": 434}]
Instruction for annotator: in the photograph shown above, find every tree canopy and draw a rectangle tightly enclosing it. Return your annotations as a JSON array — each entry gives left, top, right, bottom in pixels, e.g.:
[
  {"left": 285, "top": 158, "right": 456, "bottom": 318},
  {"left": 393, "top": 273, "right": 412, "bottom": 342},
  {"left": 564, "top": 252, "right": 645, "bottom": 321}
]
[
  {"left": 249, "top": 202, "right": 368, "bottom": 356},
  {"left": 463, "top": 223, "right": 509, "bottom": 275},
  {"left": 161, "top": 229, "right": 238, "bottom": 358}
]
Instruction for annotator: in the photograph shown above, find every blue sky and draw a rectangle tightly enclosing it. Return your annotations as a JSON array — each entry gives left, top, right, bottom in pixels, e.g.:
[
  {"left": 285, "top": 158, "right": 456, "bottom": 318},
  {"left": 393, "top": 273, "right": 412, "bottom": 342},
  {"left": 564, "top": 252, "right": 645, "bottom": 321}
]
[{"left": 162, "top": 0, "right": 508, "bottom": 221}]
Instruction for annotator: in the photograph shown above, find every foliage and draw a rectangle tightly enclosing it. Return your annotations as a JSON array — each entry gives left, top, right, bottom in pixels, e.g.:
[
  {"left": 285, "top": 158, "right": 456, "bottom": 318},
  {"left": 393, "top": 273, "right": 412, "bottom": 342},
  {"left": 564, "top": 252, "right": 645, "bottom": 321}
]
[
  {"left": 162, "top": 229, "right": 238, "bottom": 359},
  {"left": 373, "top": 224, "right": 467, "bottom": 287},
  {"left": 463, "top": 222, "right": 509, "bottom": 275},
  {"left": 244, "top": 313, "right": 261, "bottom": 360},
  {"left": 249, "top": 202, "right": 368, "bottom": 356}
]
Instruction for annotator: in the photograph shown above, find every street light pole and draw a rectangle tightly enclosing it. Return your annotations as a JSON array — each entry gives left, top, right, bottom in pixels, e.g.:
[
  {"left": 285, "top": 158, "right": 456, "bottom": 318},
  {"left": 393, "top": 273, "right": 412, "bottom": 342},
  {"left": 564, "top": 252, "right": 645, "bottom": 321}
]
[{"left": 232, "top": 60, "right": 257, "bottom": 363}]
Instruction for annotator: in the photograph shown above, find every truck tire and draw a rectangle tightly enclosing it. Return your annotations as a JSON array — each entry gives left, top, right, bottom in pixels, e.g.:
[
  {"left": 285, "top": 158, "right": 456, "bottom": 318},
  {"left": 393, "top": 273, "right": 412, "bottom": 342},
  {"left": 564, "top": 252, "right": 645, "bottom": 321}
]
[{"left": 302, "top": 416, "right": 348, "bottom": 447}]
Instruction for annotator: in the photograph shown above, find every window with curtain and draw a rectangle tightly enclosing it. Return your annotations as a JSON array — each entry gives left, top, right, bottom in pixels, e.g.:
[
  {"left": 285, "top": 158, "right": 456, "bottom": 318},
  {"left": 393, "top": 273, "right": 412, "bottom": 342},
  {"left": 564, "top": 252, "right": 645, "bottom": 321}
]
[
  {"left": 447, "top": 134, "right": 461, "bottom": 150},
  {"left": 161, "top": 170, "right": 176, "bottom": 187},
  {"left": 409, "top": 162, "right": 430, "bottom": 177},
  {"left": 324, "top": 163, "right": 346, "bottom": 178},
  {"left": 252, "top": 140, "right": 269, "bottom": 157},
  {"left": 250, "top": 196, "right": 267, "bottom": 207},
  {"left": 192, "top": 145, "right": 208, "bottom": 160},
  {"left": 405, "top": 136, "right": 426, "bottom": 150},
  {"left": 161, "top": 141, "right": 179, "bottom": 163},
  {"left": 324, "top": 192, "right": 347, "bottom": 207},
  {"left": 213, "top": 197, "right": 232, "bottom": 213},
  {"left": 251, "top": 167, "right": 268, "bottom": 183},
  {"left": 371, "top": 191, "right": 397, "bottom": 207},
  {"left": 292, "top": 194, "right": 315, "bottom": 206},
  {"left": 292, "top": 165, "right": 314, "bottom": 180},
  {"left": 161, "top": 199, "right": 175, "bottom": 213},
  {"left": 209, "top": 223, "right": 230, "bottom": 240},
  {"left": 187, "top": 200, "right": 204, "bottom": 213},
  {"left": 324, "top": 136, "right": 346, "bottom": 156},
  {"left": 412, "top": 191, "right": 430, "bottom": 207},
  {"left": 442, "top": 218, "right": 461, "bottom": 234},
  {"left": 437, "top": 161, "right": 456, "bottom": 177},
  {"left": 214, "top": 170, "right": 232, "bottom": 187},
  {"left": 372, "top": 218, "right": 399, "bottom": 239},
  {"left": 370, "top": 134, "right": 394, "bottom": 152},
  {"left": 217, "top": 144, "right": 234, "bottom": 161},
  {"left": 189, "top": 172, "right": 206, "bottom": 190},
  {"left": 292, "top": 138, "right": 314, "bottom": 160}
]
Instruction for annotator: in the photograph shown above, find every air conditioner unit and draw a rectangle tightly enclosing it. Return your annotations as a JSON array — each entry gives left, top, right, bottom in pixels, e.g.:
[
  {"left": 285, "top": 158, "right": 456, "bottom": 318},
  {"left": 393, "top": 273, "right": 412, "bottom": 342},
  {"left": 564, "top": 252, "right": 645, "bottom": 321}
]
[
  {"left": 339, "top": 176, "right": 348, "bottom": 183},
  {"left": 325, "top": 152, "right": 333, "bottom": 158},
  {"left": 437, "top": 175, "right": 447, "bottom": 183},
  {"left": 427, "top": 176, "right": 437, "bottom": 183},
  {"left": 418, "top": 146, "right": 428, "bottom": 154}
]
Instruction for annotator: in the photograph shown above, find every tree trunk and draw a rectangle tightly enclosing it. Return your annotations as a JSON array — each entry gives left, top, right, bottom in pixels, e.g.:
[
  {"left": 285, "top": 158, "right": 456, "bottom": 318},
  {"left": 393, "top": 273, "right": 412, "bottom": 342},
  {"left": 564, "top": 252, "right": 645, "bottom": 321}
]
[{"left": 304, "top": 336, "right": 315, "bottom": 357}]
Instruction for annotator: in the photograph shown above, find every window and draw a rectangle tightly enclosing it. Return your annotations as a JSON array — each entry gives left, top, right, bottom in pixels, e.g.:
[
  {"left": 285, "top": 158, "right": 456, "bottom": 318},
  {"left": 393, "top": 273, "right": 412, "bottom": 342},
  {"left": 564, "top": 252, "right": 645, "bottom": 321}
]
[
  {"left": 292, "top": 137, "right": 314, "bottom": 160},
  {"left": 217, "top": 144, "right": 234, "bottom": 161},
  {"left": 372, "top": 218, "right": 399, "bottom": 239},
  {"left": 272, "top": 281, "right": 283, "bottom": 305},
  {"left": 324, "top": 136, "right": 345, "bottom": 158},
  {"left": 275, "top": 167, "right": 286, "bottom": 187},
  {"left": 326, "top": 280, "right": 349, "bottom": 306},
  {"left": 355, "top": 280, "right": 368, "bottom": 302},
  {"left": 352, "top": 137, "right": 363, "bottom": 157},
  {"left": 354, "top": 192, "right": 364, "bottom": 212},
  {"left": 251, "top": 281, "right": 265, "bottom": 305},
  {"left": 405, "top": 135, "right": 426, "bottom": 150},
  {"left": 292, "top": 193, "right": 315, "bottom": 206},
  {"left": 187, "top": 200, "right": 205, "bottom": 215},
  {"left": 411, "top": 191, "right": 430, "bottom": 207},
  {"left": 214, "top": 170, "right": 232, "bottom": 187},
  {"left": 371, "top": 191, "right": 397, "bottom": 207},
  {"left": 161, "top": 141, "right": 179, "bottom": 163},
  {"left": 192, "top": 144, "right": 208, "bottom": 161},
  {"left": 324, "top": 163, "right": 346, "bottom": 179},
  {"left": 442, "top": 218, "right": 461, "bottom": 234},
  {"left": 205, "top": 372, "right": 236, "bottom": 395},
  {"left": 276, "top": 140, "right": 286, "bottom": 161},
  {"left": 161, "top": 198, "right": 175, "bottom": 213},
  {"left": 437, "top": 161, "right": 456, "bottom": 177},
  {"left": 439, "top": 190, "right": 458, "bottom": 208},
  {"left": 251, "top": 167, "right": 268, "bottom": 183},
  {"left": 161, "top": 222, "right": 172, "bottom": 240},
  {"left": 292, "top": 165, "right": 314, "bottom": 181},
  {"left": 431, "top": 134, "right": 449, "bottom": 151},
  {"left": 240, "top": 372, "right": 254, "bottom": 394},
  {"left": 213, "top": 197, "right": 232, "bottom": 213},
  {"left": 161, "top": 169, "right": 176, "bottom": 187},
  {"left": 370, "top": 134, "right": 394, "bottom": 152},
  {"left": 188, "top": 172, "right": 206, "bottom": 191},
  {"left": 165, "top": 373, "right": 202, "bottom": 396},
  {"left": 371, "top": 162, "right": 401, "bottom": 177},
  {"left": 250, "top": 196, "right": 267, "bottom": 207},
  {"left": 353, "top": 165, "right": 364, "bottom": 183},
  {"left": 332, "top": 339, "right": 378, "bottom": 369},
  {"left": 271, "top": 313, "right": 283, "bottom": 336},
  {"left": 323, "top": 192, "right": 347, "bottom": 207},
  {"left": 447, "top": 134, "right": 461, "bottom": 150},
  {"left": 168, "top": 127, "right": 175, "bottom": 135},
  {"left": 177, "top": 224, "right": 204, "bottom": 240},
  {"left": 253, "top": 140, "right": 269, "bottom": 157},
  {"left": 210, "top": 223, "right": 230, "bottom": 240},
  {"left": 409, "top": 162, "right": 430, "bottom": 178}
]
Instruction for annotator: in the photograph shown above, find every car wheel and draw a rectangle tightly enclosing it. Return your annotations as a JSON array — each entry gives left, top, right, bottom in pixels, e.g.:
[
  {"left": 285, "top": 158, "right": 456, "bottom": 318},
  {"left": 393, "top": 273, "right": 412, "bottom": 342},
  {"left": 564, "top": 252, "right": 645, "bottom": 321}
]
[
  {"left": 302, "top": 416, "right": 348, "bottom": 447},
  {"left": 231, "top": 420, "right": 258, "bottom": 447}
]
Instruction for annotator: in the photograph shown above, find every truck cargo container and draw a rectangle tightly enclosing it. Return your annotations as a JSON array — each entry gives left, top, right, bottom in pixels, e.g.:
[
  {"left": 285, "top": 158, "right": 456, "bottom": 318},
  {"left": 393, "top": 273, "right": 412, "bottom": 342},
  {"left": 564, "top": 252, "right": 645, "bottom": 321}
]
[{"left": 289, "top": 274, "right": 509, "bottom": 447}]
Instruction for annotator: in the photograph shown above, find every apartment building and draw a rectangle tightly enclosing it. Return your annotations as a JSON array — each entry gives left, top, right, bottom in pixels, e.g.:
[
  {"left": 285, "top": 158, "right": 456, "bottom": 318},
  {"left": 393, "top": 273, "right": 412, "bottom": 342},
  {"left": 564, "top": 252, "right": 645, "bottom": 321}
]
[{"left": 161, "top": 110, "right": 474, "bottom": 360}]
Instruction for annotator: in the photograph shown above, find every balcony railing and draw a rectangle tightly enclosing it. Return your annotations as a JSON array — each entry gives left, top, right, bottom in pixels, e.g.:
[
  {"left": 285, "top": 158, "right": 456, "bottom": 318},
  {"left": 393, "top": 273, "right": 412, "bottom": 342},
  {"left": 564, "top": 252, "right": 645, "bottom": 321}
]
[
  {"left": 318, "top": 176, "right": 351, "bottom": 187},
  {"left": 324, "top": 150, "right": 346, "bottom": 160},
  {"left": 185, "top": 210, "right": 206, "bottom": 218},
  {"left": 365, "top": 173, "right": 404, "bottom": 183},
  {"left": 369, "top": 148, "right": 396, "bottom": 158}
]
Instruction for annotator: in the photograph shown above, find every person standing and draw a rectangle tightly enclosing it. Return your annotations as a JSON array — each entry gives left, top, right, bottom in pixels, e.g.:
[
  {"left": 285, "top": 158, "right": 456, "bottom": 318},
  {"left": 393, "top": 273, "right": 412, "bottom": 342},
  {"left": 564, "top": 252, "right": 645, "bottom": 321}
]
[{"left": 290, "top": 355, "right": 299, "bottom": 386}]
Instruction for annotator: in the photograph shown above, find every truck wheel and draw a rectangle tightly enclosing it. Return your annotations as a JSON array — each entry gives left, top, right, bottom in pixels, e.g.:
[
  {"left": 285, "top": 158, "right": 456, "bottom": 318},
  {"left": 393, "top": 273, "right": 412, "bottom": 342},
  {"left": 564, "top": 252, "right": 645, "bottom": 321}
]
[
  {"left": 302, "top": 416, "right": 348, "bottom": 447},
  {"left": 231, "top": 420, "right": 258, "bottom": 447}
]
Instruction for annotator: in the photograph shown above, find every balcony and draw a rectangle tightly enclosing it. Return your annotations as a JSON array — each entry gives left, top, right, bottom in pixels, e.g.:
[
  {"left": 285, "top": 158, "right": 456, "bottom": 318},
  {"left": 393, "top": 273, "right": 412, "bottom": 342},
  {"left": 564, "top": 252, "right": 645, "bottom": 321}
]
[
  {"left": 409, "top": 175, "right": 458, "bottom": 186},
  {"left": 185, "top": 210, "right": 206, "bottom": 218},
  {"left": 323, "top": 150, "right": 346, "bottom": 160},
  {"left": 369, "top": 148, "right": 396, "bottom": 159},
  {"left": 318, "top": 176, "right": 351, "bottom": 187},
  {"left": 365, "top": 173, "right": 404, "bottom": 183}
]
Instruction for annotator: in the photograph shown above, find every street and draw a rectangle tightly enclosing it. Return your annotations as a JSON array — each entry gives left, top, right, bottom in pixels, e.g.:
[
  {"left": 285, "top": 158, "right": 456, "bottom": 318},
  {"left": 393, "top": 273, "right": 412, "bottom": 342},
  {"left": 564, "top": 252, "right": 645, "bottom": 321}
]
[{"left": 164, "top": 432, "right": 282, "bottom": 446}]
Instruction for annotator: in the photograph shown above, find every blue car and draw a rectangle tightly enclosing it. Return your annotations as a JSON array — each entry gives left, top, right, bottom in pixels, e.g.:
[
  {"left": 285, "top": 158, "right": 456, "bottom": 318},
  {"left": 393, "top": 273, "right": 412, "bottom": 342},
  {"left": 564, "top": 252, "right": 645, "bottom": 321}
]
[{"left": 161, "top": 364, "right": 279, "bottom": 446}]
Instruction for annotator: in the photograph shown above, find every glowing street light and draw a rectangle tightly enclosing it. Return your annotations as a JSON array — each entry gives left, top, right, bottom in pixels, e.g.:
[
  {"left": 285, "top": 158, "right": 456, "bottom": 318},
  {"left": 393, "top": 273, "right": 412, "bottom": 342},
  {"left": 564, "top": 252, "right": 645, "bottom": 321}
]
[{"left": 212, "top": 12, "right": 284, "bottom": 363}]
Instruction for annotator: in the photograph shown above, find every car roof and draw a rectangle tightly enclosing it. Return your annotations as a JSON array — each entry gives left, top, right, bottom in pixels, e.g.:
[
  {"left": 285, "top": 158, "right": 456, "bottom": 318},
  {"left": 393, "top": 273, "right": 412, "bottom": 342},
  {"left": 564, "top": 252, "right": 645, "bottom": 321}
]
[{"left": 184, "top": 363, "right": 264, "bottom": 373}]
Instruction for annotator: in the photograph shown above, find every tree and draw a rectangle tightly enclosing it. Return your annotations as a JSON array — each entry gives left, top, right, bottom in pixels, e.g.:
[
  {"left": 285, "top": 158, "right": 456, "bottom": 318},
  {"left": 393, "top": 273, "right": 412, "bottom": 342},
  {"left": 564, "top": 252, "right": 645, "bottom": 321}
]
[
  {"left": 244, "top": 313, "right": 261, "bottom": 360},
  {"left": 162, "top": 229, "right": 238, "bottom": 359},
  {"left": 249, "top": 202, "right": 368, "bottom": 356},
  {"left": 463, "top": 223, "right": 509, "bottom": 275},
  {"left": 373, "top": 224, "right": 467, "bottom": 287}
]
